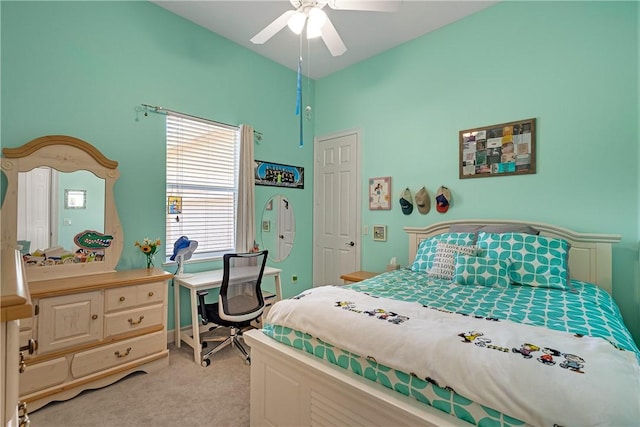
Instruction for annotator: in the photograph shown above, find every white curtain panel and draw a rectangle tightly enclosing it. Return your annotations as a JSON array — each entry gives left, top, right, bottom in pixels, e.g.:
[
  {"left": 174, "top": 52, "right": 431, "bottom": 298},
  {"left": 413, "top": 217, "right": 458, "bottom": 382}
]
[{"left": 236, "top": 125, "right": 256, "bottom": 253}]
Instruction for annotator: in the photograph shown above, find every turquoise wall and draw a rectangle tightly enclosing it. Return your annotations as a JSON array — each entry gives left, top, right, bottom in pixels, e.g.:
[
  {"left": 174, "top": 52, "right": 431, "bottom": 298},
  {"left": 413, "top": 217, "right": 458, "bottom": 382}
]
[
  {"left": 316, "top": 1, "right": 639, "bottom": 343},
  {"left": 0, "top": 1, "right": 315, "bottom": 329},
  {"left": 2, "top": 1, "right": 638, "bottom": 344}
]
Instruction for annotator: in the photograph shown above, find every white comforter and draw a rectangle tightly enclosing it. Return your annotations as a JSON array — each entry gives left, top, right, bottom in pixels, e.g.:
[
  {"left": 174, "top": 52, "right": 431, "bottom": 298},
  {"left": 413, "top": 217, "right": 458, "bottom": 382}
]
[{"left": 266, "top": 286, "right": 640, "bottom": 427}]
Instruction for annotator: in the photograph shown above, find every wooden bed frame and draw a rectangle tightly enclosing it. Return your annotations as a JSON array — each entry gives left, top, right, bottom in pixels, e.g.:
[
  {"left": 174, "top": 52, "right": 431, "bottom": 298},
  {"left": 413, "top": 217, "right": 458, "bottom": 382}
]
[{"left": 244, "top": 220, "right": 621, "bottom": 427}]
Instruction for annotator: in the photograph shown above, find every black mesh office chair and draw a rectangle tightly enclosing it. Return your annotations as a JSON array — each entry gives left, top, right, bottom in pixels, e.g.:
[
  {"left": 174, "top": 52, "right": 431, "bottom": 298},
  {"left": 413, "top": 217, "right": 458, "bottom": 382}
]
[{"left": 197, "top": 250, "right": 268, "bottom": 367}]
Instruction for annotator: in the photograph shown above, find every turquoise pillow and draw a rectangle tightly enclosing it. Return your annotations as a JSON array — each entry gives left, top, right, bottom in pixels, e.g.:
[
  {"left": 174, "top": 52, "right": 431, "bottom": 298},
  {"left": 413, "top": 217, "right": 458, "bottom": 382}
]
[
  {"left": 453, "top": 254, "right": 511, "bottom": 287},
  {"left": 410, "top": 233, "right": 475, "bottom": 273},
  {"left": 476, "top": 232, "right": 570, "bottom": 290}
]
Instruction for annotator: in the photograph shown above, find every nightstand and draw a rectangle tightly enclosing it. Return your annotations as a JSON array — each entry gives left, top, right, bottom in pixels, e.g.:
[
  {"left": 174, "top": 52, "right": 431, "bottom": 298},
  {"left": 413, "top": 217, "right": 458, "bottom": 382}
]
[{"left": 340, "top": 270, "right": 379, "bottom": 284}]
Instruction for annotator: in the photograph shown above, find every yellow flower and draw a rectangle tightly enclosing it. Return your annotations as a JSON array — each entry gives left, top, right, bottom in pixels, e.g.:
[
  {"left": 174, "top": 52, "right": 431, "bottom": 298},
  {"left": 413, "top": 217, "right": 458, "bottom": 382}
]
[{"left": 134, "top": 237, "right": 162, "bottom": 268}]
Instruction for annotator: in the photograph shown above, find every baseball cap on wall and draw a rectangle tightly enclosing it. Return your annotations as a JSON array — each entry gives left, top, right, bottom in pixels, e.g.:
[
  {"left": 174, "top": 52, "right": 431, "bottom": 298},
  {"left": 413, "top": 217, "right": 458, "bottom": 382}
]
[
  {"left": 415, "top": 187, "right": 430, "bottom": 214},
  {"left": 399, "top": 188, "right": 413, "bottom": 215},
  {"left": 435, "top": 186, "right": 451, "bottom": 213}
]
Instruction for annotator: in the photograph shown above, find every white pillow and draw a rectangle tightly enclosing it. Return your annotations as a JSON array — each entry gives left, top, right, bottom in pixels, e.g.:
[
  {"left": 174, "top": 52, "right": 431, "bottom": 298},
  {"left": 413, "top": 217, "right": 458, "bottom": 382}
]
[
  {"left": 410, "top": 232, "right": 476, "bottom": 272},
  {"left": 427, "top": 242, "right": 477, "bottom": 280}
]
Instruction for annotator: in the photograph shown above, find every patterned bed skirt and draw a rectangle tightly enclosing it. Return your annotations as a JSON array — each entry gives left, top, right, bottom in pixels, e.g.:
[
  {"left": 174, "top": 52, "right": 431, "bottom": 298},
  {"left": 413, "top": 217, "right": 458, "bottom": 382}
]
[{"left": 263, "top": 324, "right": 528, "bottom": 427}]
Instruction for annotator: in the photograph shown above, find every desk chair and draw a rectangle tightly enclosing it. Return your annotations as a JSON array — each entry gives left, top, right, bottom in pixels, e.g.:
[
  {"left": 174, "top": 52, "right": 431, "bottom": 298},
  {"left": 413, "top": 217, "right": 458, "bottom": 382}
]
[{"left": 197, "top": 250, "right": 268, "bottom": 367}]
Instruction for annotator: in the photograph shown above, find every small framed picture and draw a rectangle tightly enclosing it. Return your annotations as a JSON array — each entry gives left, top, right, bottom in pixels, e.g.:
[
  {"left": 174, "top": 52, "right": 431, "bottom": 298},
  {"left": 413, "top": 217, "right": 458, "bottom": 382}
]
[
  {"left": 64, "top": 189, "right": 86, "bottom": 209},
  {"left": 262, "top": 220, "right": 271, "bottom": 232},
  {"left": 369, "top": 176, "right": 391, "bottom": 210},
  {"left": 168, "top": 196, "right": 182, "bottom": 214},
  {"left": 373, "top": 225, "right": 387, "bottom": 242}
]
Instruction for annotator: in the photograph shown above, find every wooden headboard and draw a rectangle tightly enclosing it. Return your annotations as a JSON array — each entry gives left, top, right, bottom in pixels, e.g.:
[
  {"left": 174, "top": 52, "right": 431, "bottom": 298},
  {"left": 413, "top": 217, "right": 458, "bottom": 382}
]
[{"left": 404, "top": 219, "right": 621, "bottom": 295}]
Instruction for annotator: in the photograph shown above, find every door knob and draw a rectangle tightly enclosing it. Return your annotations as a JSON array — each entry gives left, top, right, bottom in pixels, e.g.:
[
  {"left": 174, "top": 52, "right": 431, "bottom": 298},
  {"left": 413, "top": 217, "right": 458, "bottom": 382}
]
[{"left": 346, "top": 241, "right": 355, "bottom": 247}]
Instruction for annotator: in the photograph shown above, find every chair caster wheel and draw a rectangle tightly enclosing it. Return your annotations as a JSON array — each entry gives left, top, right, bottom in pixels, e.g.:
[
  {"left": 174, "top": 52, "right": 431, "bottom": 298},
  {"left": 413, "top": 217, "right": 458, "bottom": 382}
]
[
  {"left": 245, "top": 357, "right": 251, "bottom": 366},
  {"left": 202, "top": 342, "right": 208, "bottom": 348},
  {"left": 202, "top": 359, "right": 211, "bottom": 367}
]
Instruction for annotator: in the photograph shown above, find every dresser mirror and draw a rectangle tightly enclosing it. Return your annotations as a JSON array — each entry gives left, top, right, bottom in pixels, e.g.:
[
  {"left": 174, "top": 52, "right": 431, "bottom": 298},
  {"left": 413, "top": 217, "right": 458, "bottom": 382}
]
[
  {"left": 260, "top": 195, "right": 295, "bottom": 262},
  {"left": 1, "top": 135, "right": 122, "bottom": 282}
]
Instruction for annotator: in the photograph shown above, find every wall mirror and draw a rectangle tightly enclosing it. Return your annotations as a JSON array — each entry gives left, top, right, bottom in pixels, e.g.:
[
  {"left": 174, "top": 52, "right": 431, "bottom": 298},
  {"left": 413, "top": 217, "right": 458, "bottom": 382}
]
[
  {"left": 1, "top": 135, "right": 122, "bottom": 282},
  {"left": 260, "top": 195, "right": 295, "bottom": 262}
]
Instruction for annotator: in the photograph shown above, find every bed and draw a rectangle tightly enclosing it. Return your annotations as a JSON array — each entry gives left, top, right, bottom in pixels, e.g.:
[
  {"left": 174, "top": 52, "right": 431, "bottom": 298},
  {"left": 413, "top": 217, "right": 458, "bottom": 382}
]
[{"left": 244, "top": 219, "right": 640, "bottom": 426}]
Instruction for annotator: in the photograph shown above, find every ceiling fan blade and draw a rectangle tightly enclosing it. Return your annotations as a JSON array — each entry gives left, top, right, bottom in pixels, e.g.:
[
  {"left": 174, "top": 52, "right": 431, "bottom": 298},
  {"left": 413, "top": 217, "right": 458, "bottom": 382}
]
[
  {"left": 328, "top": 0, "right": 401, "bottom": 12},
  {"left": 320, "top": 18, "right": 347, "bottom": 56},
  {"left": 250, "top": 10, "right": 296, "bottom": 44}
]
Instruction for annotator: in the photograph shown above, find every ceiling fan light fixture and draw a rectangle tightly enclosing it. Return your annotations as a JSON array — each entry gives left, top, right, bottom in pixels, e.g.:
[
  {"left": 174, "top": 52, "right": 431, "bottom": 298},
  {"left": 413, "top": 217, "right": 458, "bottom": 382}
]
[
  {"left": 306, "top": 7, "right": 327, "bottom": 38},
  {"left": 287, "top": 11, "right": 307, "bottom": 35},
  {"left": 308, "top": 7, "right": 327, "bottom": 28},
  {"left": 306, "top": 24, "right": 322, "bottom": 39}
]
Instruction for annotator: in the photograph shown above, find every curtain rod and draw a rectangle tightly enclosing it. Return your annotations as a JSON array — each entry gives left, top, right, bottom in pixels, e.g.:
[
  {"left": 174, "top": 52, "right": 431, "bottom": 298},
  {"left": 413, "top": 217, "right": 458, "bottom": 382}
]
[{"left": 140, "top": 103, "right": 263, "bottom": 141}]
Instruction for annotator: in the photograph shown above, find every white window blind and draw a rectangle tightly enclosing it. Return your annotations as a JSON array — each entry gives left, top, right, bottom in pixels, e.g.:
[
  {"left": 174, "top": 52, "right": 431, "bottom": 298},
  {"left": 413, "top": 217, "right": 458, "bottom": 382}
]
[{"left": 166, "top": 113, "right": 240, "bottom": 259}]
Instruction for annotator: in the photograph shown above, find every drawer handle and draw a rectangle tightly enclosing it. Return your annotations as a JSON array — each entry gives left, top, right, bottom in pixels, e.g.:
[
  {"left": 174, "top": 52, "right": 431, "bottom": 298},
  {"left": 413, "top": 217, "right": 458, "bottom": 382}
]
[
  {"left": 119, "top": 296, "right": 126, "bottom": 302},
  {"left": 18, "top": 401, "right": 30, "bottom": 427},
  {"left": 114, "top": 347, "right": 132, "bottom": 358},
  {"left": 92, "top": 314, "right": 98, "bottom": 320},
  {"left": 148, "top": 291, "right": 154, "bottom": 297},
  {"left": 128, "top": 316, "right": 145, "bottom": 325},
  {"left": 20, "top": 338, "right": 38, "bottom": 355},
  {"left": 19, "top": 353, "right": 26, "bottom": 373}
]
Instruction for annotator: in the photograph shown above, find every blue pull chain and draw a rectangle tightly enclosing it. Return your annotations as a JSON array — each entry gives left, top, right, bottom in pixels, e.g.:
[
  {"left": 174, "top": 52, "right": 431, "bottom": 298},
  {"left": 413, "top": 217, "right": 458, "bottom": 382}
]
[{"left": 296, "top": 57, "right": 303, "bottom": 147}]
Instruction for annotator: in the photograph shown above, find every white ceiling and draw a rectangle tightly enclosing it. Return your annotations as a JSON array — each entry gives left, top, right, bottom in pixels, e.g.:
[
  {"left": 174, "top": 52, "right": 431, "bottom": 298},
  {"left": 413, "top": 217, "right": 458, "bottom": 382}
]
[{"left": 152, "top": 1, "right": 498, "bottom": 79}]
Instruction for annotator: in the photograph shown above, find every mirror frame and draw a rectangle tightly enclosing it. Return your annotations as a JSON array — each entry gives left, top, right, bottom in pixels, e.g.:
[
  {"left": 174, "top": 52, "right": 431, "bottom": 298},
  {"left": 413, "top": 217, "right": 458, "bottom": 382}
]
[
  {"left": 261, "top": 194, "right": 295, "bottom": 263},
  {"left": 1, "top": 135, "right": 123, "bottom": 282}
]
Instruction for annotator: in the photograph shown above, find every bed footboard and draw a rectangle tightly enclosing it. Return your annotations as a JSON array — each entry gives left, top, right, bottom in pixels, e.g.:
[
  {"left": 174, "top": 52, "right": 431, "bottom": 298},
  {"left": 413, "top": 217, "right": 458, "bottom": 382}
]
[{"left": 244, "top": 329, "right": 467, "bottom": 427}]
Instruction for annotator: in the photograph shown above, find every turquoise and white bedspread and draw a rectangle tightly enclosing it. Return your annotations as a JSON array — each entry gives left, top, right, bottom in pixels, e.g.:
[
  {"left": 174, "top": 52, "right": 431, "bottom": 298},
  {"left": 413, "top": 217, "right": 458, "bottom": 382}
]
[
  {"left": 263, "top": 269, "right": 640, "bottom": 426},
  {"left": 348, "top": 269, "right": 640, "bottom": 359}
]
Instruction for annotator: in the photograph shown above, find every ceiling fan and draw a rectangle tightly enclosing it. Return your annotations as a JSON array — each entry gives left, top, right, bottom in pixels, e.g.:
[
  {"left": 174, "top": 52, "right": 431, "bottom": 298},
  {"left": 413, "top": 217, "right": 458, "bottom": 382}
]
[{"left": 250, "top": 0, "right": 401, "bottom": 57}]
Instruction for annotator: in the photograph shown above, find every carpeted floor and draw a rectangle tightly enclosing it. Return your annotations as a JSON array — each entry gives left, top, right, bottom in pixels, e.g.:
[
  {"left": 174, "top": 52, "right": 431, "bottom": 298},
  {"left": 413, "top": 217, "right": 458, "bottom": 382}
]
[{"left": 29, "top": 338, "right": 251, "bottom": 427}]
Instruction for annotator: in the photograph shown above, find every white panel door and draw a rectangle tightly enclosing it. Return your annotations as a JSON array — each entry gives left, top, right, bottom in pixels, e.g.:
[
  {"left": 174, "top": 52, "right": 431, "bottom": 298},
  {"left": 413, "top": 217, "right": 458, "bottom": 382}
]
[
  {"left": 17, "top": 166, "right": 51, "bottom": 251},
  {"left": 313, "top": 130, "right": 361, "bottom": 286},
  {"left": 276, "top": 195, "right": 295, "bottom": 261}
]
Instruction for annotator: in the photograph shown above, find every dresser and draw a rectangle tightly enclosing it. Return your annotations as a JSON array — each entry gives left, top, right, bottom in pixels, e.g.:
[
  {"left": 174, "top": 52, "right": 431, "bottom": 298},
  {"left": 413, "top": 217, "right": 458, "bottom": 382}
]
[
  {"left": 1, "top": 136, "right": 173, "bottom": 415},
  {"left": 2, "top": 250, "right": 33, "bottom": 427},
  {"left": 16, "top": 268, "right": 172, "bottom": 411}
]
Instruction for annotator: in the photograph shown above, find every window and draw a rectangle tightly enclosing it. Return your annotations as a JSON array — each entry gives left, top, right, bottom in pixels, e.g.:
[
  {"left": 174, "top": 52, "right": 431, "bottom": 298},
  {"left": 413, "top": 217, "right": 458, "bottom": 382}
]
[{"left": 165, "top": 113, "right": 240, "bottom": 260}]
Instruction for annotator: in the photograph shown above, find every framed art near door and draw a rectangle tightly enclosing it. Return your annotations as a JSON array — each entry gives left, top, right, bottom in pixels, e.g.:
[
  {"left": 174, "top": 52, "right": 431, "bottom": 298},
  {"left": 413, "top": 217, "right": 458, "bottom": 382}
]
[
  {"left": 459, "top": 118, "right": 536, "bottom": 179},
  {"left": 369, "top": 177, "right": 391, "bottom": 210}
]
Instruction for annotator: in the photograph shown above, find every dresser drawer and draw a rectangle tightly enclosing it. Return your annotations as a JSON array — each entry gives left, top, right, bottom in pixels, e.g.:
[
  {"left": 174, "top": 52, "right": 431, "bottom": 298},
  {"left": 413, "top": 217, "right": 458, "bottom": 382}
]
[
  {"left": 71, "top": 331, "right": 165, "bottom": 378},
  {"left": 104, "top": 282, "right": 165, "bottom": 312},
  {"left": 20, "top": 316, "right": 33, "bottom": 330},
  {"left": 20, "top": 357, "right": 68, "bottom": 395},
  {"left": 104, "top": 304, "right": 164, "bottom": 337}
]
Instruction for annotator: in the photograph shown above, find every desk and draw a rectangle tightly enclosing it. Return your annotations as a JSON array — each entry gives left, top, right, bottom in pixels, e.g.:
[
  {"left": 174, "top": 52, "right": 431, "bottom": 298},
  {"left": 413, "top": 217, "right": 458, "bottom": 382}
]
[{"left": 174, "top": 266, "right": 282, "bottom": 364}]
